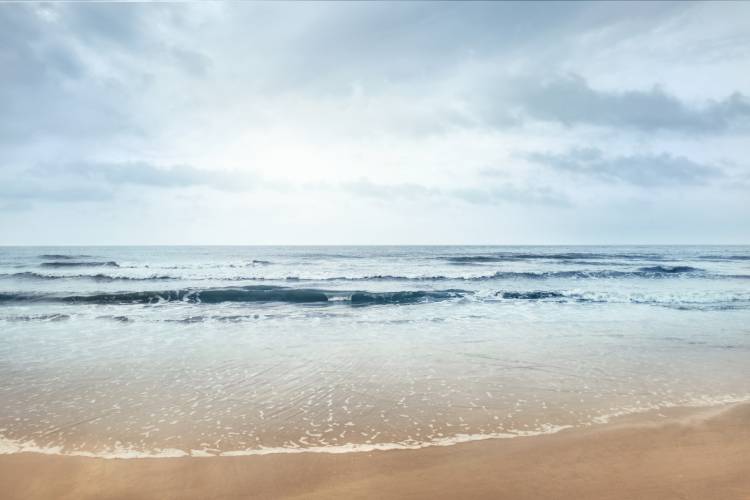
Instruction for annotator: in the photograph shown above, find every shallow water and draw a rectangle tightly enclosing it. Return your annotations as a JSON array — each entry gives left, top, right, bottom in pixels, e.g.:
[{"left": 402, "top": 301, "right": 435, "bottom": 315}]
[{"left": 0, "top": 246, "right": 749, "bottom": 457}]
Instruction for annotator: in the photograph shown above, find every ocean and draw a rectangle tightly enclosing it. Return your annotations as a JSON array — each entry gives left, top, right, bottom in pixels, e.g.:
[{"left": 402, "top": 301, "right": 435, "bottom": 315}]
[{"left": 0, "top": 245, "right": 748, "bottom": 457}]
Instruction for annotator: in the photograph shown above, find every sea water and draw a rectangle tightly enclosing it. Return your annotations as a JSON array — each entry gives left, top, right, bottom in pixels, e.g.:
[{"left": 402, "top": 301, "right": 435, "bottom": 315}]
[{"left": 0, "top": 246, "right": 748, "bottom": 457}]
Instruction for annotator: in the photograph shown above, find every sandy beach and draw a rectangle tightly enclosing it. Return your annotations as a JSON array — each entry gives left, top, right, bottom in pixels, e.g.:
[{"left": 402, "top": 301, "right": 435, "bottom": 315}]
[
  {"left": 3, "top": 0, "right": 750, "bottom": 497},
  {"left": 1, "top": 403, "right": 748, "bottom": 500}
]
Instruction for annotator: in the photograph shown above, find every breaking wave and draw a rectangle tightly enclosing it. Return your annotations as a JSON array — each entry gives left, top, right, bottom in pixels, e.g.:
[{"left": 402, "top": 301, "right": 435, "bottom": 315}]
[
  {"left": 40, "top": 261, "right": 119, "bottom": 268},
  {"left": 37, "top": 254, "right": 94, "bottom": 259},
  {"left": 495, "top": 289, "right": 750, "bottom": 310},
  {"left": 499, "top": 291, "right": 567, "bottom": 300},
  {"left": 636, "top": 265, "right": 701, "bottom": 274},
  {"left": 442, "top": 252, "right": 667, "bottom": 264},
  {"left": 2, "top": 314, "right": 70, "bottom": 322},
  {"left": 0, "top": 272, "right": 173, "bottom": 282},
  {"left": 251, "top": 267, "right": 712, "bottom": 282},
  {"left": 0, "top": 286, "right": 471, "bottom": 306},
  {"left": 1, "top": 266, "right": 725, "bottom": 284}
]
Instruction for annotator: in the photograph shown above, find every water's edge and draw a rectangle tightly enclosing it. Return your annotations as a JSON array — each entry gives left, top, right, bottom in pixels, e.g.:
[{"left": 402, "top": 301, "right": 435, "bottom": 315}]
[{"left": 2, "top": 394, "right": 747, "bottom": 460}]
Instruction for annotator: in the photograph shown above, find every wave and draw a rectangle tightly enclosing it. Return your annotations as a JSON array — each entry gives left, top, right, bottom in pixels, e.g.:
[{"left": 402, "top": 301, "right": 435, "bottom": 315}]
[
  {"left": 2, "top": 314, "right": 70, "bottom": 322},
  {"left": 2, "top": 285, "right": 748, "bottom": 311},
  {"left": 698, "top": 255, "right": 750, "bottom": 261},
  {"left": 499, "top": 291, "right": 567, "bottom": 300},
  {"left": 349, "top": 290, "right": 465, "bottom": 305},
  {"left": 0, "top": 267, "right": 717, "bottom": 284},
  {"left": 163, "top": 314, "right": 272, "bottom": 323},
  {"left": 37, "top": 254, "right": 94, "bottom": 259},
  {"left": 495, "top": 289, "right": 750, "bottom": 310},
  {"left": 442, "top": 252, "right": 667, "bottom": 264},
  {"left": 445, "top": 252, "right": 750, "bottom": 265},
  {"left": 0, "top": 286, "right": 470, "bottom": 306},
  {"left": 0, "top": 272, "right": 174, "bottom": 282},
  {"left": 40, "top": 261, "right": 119, "bottom": 268},
  {"left": 636, "top": 265, "right": 700, "bottom": 274},
  {"left": 467, "top": 267, "right": 703, "bottom": 279},
  {"left": 265, "top": 267, "right": 709, "bottom": 282}
]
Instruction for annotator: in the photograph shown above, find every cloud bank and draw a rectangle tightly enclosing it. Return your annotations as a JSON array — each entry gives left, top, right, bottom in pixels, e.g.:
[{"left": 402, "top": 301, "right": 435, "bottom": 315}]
[{"left": 0, "top": 1, "right": 748, "bottom": 244}]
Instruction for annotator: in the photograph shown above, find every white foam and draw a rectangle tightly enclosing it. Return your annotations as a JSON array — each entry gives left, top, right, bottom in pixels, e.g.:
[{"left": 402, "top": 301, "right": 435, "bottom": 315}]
[
  {"left": 590, "top": 394, "right": 750, "bottom": 424},
  {"left": 0, "top": 438, "right": 188, "bottom": 459},
  {"left": 0, "top": 424, "right": 570, "bottom": 459},
  {"left": 1, "top": 395, "right": 747, "bottom": 460}
]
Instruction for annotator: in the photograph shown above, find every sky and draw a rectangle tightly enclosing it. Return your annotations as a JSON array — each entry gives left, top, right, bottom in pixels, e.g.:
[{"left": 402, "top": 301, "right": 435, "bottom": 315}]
[{"left": 1, "top": 1, "right": 749, "bottom": 245}]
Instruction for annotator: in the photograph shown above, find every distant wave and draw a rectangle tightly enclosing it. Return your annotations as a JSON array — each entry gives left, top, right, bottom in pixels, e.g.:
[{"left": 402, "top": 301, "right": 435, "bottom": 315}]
[
  {"left": 0, "top": 286, "right": 471, "bottom": 306},
  {"left": 1, "top": 267, "right": 725, "bottom": 285},
  {"left": 37, "top": 254, "right": 94, "bottom": 259},
  {"left": 444, "top": 252, "right": 750, "bottom": 264},
  {"left": 298, "top": 253, "right": 367, "bottom": 259},
  {"left": 257, "top": 267, "right": 709, "bottom": 282},
  {"left": 2, "top": 314, "right": 70, "bottom": 322},
  {"left": 698, "top": 255, "right": 750, "bottom": 261},
  {"left": 0, "top": 272, "right": 173, "bottom": 282},
  {"left": 442, "top": 252, "right": 667, "bottom": 264},
  {"left": 40, "top": 261, "right": 119, "bottom": 268}
]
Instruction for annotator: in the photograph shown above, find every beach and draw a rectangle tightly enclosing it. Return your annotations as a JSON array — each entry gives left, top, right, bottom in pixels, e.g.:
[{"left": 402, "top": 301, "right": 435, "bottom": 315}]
[
  {"left": 1, "top": 246, "right": 749, "bottom": 498},
  {"left": 3, "top": 0, "right": 749, "bottom": 497},
  {"left": 1, "top": 402, "right": 748, "bottom": 499}
]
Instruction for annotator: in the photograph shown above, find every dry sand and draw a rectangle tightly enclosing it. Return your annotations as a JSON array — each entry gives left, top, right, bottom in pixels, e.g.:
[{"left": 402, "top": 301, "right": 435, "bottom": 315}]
[{"left": 1, "top": 403, "right": 749, "bottom": 500}]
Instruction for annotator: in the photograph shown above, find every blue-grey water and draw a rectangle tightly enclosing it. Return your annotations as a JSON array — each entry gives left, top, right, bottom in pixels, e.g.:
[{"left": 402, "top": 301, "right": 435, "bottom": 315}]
[{"left": 0, "top": 246, "right": 749, "bottom": 457}]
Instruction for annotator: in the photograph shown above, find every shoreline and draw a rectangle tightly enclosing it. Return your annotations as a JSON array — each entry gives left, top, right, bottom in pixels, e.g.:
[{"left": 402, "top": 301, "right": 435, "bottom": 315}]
[
  {"left": 1, "top": 402, "right": 748, "bottom": 499},
  {"left": 1, "top": 395, "right": 747, "bottom": 460}
]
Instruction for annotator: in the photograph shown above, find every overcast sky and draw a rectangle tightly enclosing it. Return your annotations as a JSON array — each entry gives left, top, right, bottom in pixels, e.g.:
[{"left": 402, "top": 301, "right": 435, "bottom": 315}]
[{"left": 1, "top": 1, "right": 749, "bottom": 245}]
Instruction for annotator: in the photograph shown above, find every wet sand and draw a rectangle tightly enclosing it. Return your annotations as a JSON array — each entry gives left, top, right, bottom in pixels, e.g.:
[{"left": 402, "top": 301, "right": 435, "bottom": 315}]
[{"left": 1, "top": 403, "right": 748, "bottom": 500}]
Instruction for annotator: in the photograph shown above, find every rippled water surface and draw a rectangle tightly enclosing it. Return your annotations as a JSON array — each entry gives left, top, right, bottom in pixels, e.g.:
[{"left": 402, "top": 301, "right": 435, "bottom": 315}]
[{"left": 0, "top": 246, "right": 749, "bottom": 456}]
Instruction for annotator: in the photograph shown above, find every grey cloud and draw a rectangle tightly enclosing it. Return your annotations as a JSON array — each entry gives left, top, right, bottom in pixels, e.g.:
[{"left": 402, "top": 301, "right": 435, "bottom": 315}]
[
  {"left": 170, "top": 47, "right": 212, "bottom": 77},
  {"left": 266, "top": 2, "right": 581, "bottom": 87},
  {"left": 0, "top": 161, "right": 569, "bottom": 211},
  {"left": 0, "top": 4, "right": 204, "bottom": 145},
  {"left": 0, "top": 6, "right": 136, "bottom": 144},
  {"left": 60, "top": 3, "right": 213, "bottom": 76},
  {"left": 0, "top": 161, "right": 257, "bottom": 204},
  {"left": 49, "top": 2, "right": 188, "bottom": 52},
  {"left": 501, "top": 75, "right": 750, "bottom": 133},
  {"left": 42, "top": 162, "right": 246, "bottom": 189},
  {"left": 524, "top": 148, "right": 722, "bottom": 186},
  {"left": 343, "top": 179, "right": 569, "bottom": 207},
  {"left": 240, "top": 2, "right": 685, "bottom": 95},
  {"left": 451, "top": 185, "right": 569, "bottom": 207},
  {"left": 2, "top": 2, "right": 741, "bottom": 150}
]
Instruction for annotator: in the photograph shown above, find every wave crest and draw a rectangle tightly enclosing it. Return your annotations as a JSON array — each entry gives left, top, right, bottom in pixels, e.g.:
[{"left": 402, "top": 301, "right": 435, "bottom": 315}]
[{"left": 40, "top": 261, "right": 119, "bottom": 268}]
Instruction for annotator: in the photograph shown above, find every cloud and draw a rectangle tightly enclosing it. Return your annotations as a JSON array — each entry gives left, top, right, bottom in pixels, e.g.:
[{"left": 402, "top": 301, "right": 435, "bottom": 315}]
[
  {"left": 501, "top": 75, "right": 750, "bottom": 134},
  {"left": 342, "top": 179, "right": 569, "bottom": 207},
  {"left": 0, "top": 160, "right": 570, "bottom": 213},
  {"left": 0, "top": 161, "right": 257, "bottom": 204},
  {"left": 0, "top": 3, "right": 202, "bottom": 146},
  {"left": 1, "top": 2, "right": 749, "bottom": 243},
  {"left": 43, "top": 162, "right": 249, "bottom": 189},
  {"left": 524, "top": 147, "right": 722, "bottom": 186}
]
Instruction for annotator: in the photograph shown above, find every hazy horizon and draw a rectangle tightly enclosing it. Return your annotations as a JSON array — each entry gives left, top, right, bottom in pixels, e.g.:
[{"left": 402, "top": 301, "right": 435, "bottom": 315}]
[
  {"left": 1, "top": 1, "right": 749, "bottom": 245},
  {"left": 1, "top": 244, "right": 750, "bottom": 248}
]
